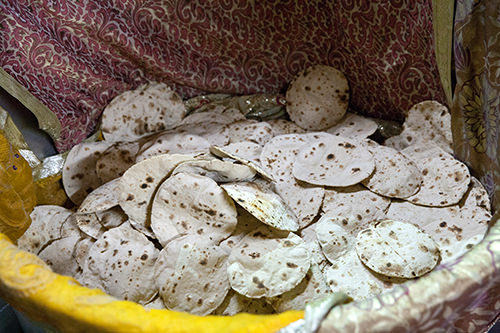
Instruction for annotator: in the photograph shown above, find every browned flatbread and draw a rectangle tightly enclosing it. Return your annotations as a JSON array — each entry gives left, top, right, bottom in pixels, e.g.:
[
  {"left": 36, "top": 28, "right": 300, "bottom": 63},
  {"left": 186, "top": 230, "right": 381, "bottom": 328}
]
[{"left": 286, "top": 65, "right": 349, "bottom": 130}]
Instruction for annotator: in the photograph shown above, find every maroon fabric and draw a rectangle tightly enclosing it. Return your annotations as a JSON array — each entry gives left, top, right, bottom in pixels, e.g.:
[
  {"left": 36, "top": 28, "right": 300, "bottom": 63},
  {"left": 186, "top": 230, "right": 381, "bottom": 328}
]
[{"left": 0, "top": 0, "right": 446, "bottom": 151}]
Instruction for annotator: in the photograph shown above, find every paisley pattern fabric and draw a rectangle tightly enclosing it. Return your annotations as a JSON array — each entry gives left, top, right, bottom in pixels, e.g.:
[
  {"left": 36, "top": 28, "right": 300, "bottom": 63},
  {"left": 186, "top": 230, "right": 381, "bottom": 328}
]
[{"left": 0, "top": 1, "right": 446, "bottom": 151}]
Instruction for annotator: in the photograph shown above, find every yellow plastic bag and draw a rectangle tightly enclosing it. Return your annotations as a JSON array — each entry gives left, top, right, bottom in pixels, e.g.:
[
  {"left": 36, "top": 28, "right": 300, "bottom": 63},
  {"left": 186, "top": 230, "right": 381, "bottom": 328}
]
[{"left": 0, "top": 134, "right": 36, "bottom": 241}]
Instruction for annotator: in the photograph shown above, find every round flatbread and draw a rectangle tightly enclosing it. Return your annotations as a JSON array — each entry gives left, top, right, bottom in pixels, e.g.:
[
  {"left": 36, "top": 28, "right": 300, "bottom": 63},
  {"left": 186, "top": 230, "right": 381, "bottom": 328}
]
[
  {"left": 361, "top": 140, "right": 422, "bottom": 199},
  {"left": 78, "top": 178, "right": 120, "bottom": 214},
  {"left": 355, "top": 219, "right": 440, "bottom": 278},
  {"left": 299, "top": 222, "right": 330, "bottom": 269},
  {"left": 266, "top": 119, "right": 306, "bottom": 137},
  {"left": 266, "top": 119, "right": 306, "bottom": 136},
  {"left": 267, "top": 261, "right": 331, "bottom": 312},
  {"left": 223, "top": 120, "right": 274, "bottom": 146},
  {"left": 144, "top": 296, "right": 167, "bottom": 310},
  {"left": 286, "top": 65, "right": 349, "bottom": 131},
  {"left": 135, "top": 133, "right": 211, "bottom": 163},
  {"left": 211, "top": 142, "right": 262, "bottom": 163},
  {"left": 167, "top": 122, "right": 230, "bottom": 147},
  {"left": 325, "top": 113, "right": 378, "bottom": 139},
  {"left": 101, "top": 82, "right": 186, "bottom": 142},
  {"left": 321, "top": 184, "right": 390, "bottom": 225},
  {"left": 210, "top": 145, "right": 273, "bottom": 181},
  {"left": 292, "top": 134, "right": 374, "bottom": 187},
  {"left": 62, "top": 141, "right": 112, "bottom": 205},
  {"left": 17, "top": 205, "right": 77, "bottom": 255},
  {"left": 154, "top": 235, "right": 230, "bottom": 315},
  {"left": 74, "top": 213, "right": 107, "bottom": 240},
  {"left": 315, "top": 215, "right": 361, "bottom": 264},
  {"left": 401, "top": 145, "right": 471, "bottom": 206},
  {"left": 384, "top": 101, "right": 452, "bottom": 154},
  {"left": 172, "top": 159, "right": 256, "bottom": 183},
  {"left": 212, "top": 290, "right": 275, "bottom": 315},
  {"left": 38, "top": 235, "right": 82, "bottom": 277},
  {"left": 151, "top": 172, "right": 237, "bottom": 246},
  {"left": 119, "top": 154, "right": 197, "bottom": 238},
  {"left": 227, "top": 227, "right": 310, "bottom": 298},
  {"left": 323, "top": 250, "right": 385, "bottom": 301},
  {"left": 181, "top": 109, "right": 245, "bottom": 125},
  {"left": 74, "top": 237, "right": 95, "bottom": 269},
  {"left": 96, "top": 207, "right": 128, "bottom": 229},
  {"left": 96, "top": 141, "right": 140, "bottom": 183},
  {"left": 386, "top": 177, "right": 491, "bottom": 264},
  {"left": 219, "top": 206, "right": 266, "bottom": 253},
  {"left": 60, "top": 214, "right": 82, "bottom": 238},
  {"left": 221, "top": 182, "right": 299, "bottom": 232},
  {"left": 82, "top": 223, "right": 159, "bottom": 304},
  {"left": 260, "top": 134, "right": 325, "bottom": 228},
  {"left": 312, "top": 214, "right": 399, "bottom": 300}
]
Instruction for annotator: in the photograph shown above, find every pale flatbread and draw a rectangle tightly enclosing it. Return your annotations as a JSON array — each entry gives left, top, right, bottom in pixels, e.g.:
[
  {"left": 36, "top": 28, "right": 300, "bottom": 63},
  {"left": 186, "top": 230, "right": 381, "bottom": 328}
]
[
  {"left": 213, "top": 290, "right": 275, "bottom": 315},
  {"left": 210, "top": 145, "right": 273, "bottom": 181},
  {"left": 401, "top": 145, "right": 471, "bottom": 206},
  {"left": 315, "top": 215, "right": 361, "bottom": 264},
  {"left": 17, "top": 205, "right": 77, "bottom": 255},
  {"left": 74, "top": 213, "right": 107, "bottom": 240},
  {"left": 154, "top": 235, "right": 230, "bottom": 315},
  {"left": 82, "top": 223, "right": 159, "bottom": 304},
  {"left": 314, "top": 214, "right": 398, "bottom": 300},
  {"left": 361, "top": 140, "right": 422, "bottom": 199},
  {"left": 223, "top": 120, "right": 274, "bottom": 146},
  {"left": 299, "top": 222, "right": 330, "bottom": 269},
  {"left": 211, "top": 142, "right": 263, "bottom": 163},
  {"left": 292, "top": 134, "right": 374, "bottom": 187},
  {"left": 62, "top": 141, "right": 112, "bottom": 205},
  {"left": 60, "top": 214, "right": 82, "bottom": 238},
  {"left": 38, "top": 235, "right": 82, "bottom": 277},
  {"left": 151, "top": 172, "right": 237, "bottom": 246},
  {"left": 227, "top": 227, "right": 310, "bottom": 298},
  {"left": 172, "top": 159, "right": 256, "bottom": 183},
  {"left": 324, "top": 250, "right": 385, "bottom": 301},
  {"left": 135, "top": 133, "right": 211, "bottom": 162},
  {"left": 219, "top": 206, "right": 266, "bottom": 253},
  {"left": 144, "top": 296, "right": 167, "bottom": 310},
  {"left": 181, "top": 109, "right": 245, "bottom": 125},
  {"left": 384, "top": 101, "right": 453, "bottom": 153},
  {"left": 119, "top": 154, "right": 197, "bottom": 238},
  {"left": 96, "top": 207, "right": 128, "bottom": 229},
  {"left": 266, "top": 119, "right": 306, "bottom": 136},
  {"left": 460, "top": 178, "right": 492, "bottom": 223},
  {"left": 221, "top": 182, "right": 299, "bottom": 232},
  {"left": 260, "top": 134, "right": 325, "bottom": 228},
  {"left": 325, "top": 113, "right": 378, "bottom": 139},
  {"left": 96, "top": 141, "right": 140, "bottom": 183},
  {"left": 78, "top": 178, "right": 120, "bottom": 214},
  {"left": 322, "top": 184, "right": 390, "bottom": 225},
  {"left": 286, "top": 65, "right": 349, "bottom": 130},
  {"left": 386, "top": 178, "right": 491, "bottom": 264},
  {"left": 167, "top": 123, "right": 230, "bottom": 147},
  {"left": 355, "top": 220, "right": 440, "bottom": 278},
  {"left": 267, "top": 262, "right": 331, "bottom": 312},
  {"left": 74, "top": 237, "right": 95, "bottom": 269},
  {"left": 101, "top": 82, "right": 186, "bottom": 142}
]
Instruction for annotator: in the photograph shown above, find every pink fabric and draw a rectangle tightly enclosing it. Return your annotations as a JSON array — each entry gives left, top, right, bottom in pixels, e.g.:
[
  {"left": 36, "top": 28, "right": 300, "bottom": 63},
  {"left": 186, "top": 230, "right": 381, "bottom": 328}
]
[{"left": 0, "top": 1, "right": 446, "bottom": 151}]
